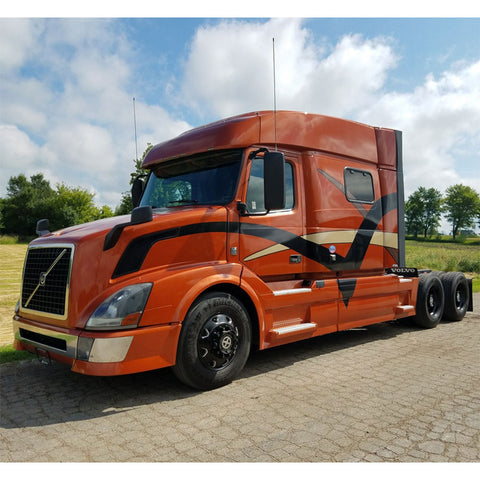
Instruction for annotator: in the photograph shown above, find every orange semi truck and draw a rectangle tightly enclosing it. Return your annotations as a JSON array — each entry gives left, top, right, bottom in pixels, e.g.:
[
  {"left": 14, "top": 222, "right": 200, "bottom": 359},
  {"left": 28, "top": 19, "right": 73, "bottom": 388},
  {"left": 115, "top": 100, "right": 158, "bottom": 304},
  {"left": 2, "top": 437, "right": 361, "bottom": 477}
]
[{"left": 13, "top": 111, "right": 472, "bottom": 390}]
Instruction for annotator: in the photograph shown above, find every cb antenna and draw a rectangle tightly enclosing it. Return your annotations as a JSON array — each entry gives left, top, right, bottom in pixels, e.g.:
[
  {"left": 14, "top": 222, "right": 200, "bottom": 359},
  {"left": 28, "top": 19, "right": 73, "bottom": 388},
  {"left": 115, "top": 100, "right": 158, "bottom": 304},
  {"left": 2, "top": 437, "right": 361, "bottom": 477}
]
[
  {"left": 272, "top": 37, "right": 278, "bottom": 151},
  {"left": 133, "top": 97, "right": 139, "bottom": 161}
]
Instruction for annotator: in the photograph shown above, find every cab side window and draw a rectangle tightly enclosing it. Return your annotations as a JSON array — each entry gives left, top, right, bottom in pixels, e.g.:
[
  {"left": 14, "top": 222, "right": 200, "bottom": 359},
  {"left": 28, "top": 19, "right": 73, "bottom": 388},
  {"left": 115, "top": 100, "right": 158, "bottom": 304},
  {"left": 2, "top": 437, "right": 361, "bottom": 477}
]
[{"left": 246, "top": 158, "right": 294, "bottom": 213}]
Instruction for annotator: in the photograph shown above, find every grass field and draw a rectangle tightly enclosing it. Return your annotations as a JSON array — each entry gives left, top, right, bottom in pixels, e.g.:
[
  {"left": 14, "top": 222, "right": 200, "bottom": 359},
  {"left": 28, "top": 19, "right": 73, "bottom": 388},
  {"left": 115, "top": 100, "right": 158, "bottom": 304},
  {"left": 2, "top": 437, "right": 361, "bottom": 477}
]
[
  {"left": 0, "top": 239, "right": 478, "bottom": 359},
  {"left": 0, "top": 243, "right": 27, "bottom": 322},
  {"left": 0, "top": 243, "right": 28, "bottom": 360},
  {"left": 405, "top": 240, "right": 480, "bottom": 290}
]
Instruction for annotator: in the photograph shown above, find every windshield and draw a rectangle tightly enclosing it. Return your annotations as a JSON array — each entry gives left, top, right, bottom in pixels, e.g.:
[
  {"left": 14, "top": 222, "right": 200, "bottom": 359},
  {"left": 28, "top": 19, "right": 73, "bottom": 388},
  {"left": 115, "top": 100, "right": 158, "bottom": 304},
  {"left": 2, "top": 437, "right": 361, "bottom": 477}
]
[{"left": 140, "top": 149, "right": 243, "bottom": 209}]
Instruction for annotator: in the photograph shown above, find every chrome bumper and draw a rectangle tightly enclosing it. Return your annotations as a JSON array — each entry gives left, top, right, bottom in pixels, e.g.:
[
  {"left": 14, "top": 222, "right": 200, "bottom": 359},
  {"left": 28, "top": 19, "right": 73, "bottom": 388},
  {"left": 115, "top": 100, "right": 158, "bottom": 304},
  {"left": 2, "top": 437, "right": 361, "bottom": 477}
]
[
  {"left": 13, "top": 319, "right": 78, "bottom": 358},
  {"left": 13, "top": 319, "right": 133, "bottom": 363}
]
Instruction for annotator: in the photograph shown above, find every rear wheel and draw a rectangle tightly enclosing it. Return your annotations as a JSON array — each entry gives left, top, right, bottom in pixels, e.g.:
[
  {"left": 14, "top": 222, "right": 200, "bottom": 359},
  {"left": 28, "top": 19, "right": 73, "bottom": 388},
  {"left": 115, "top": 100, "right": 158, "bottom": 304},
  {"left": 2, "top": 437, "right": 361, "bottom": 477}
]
[
  {"left": 172, "top": 292, "right": 251, "bottom": 390},
  {"left": 440, "top": 272, "right": 469, "bottom": 322},
  {"left": 413, "top": 273, "right": 445, "bottom": 328}
]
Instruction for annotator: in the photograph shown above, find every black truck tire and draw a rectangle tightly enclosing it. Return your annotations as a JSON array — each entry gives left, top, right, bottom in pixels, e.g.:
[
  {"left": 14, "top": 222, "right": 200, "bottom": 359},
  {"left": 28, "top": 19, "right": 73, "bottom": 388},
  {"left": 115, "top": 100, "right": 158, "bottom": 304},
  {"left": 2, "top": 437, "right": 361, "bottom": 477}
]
[
  {"left": 172, "top": 292, "right": 251, "bottom": 390},
  {"left": 440, "top": 271, "right": 469, "bottom": 322},
  {"left": 413, "top": 273, "right": 445, "bottom": 329}
]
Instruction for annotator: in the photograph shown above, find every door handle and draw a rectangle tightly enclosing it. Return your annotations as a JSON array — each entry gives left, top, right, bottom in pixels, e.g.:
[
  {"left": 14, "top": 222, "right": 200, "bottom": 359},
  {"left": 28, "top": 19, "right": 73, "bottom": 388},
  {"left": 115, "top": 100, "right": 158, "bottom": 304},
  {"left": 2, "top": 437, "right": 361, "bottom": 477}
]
[{"left": 289, "top": 254, "right": 302, "bottom": 264}]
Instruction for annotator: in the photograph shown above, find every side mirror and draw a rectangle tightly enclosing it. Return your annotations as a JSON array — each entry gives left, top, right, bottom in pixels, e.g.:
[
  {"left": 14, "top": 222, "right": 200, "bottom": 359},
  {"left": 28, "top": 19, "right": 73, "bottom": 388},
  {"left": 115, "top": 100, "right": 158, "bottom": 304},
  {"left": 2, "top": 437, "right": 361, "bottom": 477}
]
[
  {"left": 264, "top": 151, "right": 285, "bottom": 211},
  {"left": 104, "top": 206, "right": 152, "bottom": 251},
  {"left": 131, "top": 205, "right": 153, "bottom": 225},
  {"left": 36, "top": 219, "right": 50, "bottom": 236},
  {"left": 131, "top": 176, "right": 146, "bottom": 208}
]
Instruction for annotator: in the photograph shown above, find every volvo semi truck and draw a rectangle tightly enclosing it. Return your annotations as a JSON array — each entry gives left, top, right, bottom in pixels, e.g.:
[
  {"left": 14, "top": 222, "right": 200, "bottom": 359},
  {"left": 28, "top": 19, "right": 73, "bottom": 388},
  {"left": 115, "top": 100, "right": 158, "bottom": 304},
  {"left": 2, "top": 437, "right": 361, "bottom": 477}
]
[{"left": 13, "top": 110, "right": 472, "bottom": 390}]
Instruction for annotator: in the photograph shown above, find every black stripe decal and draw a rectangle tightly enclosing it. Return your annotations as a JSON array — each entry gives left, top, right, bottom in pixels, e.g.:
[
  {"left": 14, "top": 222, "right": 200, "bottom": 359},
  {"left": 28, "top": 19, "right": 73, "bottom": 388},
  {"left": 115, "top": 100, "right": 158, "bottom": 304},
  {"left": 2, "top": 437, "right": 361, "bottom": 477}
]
[
  {"left": 112, "top": 193, "right": 397, "bottom": 278},
  {"left": 337, "top": 278, "right": 357, "bottom": 307},
  {"left": 318, "top": 168, "right": 368, "bottom": 218},
  {"left": 112, "top": 222, "right": 228, "bottom": 278},
  {"left": 342, "top": 192, "right": 397, "bottom": 270}
]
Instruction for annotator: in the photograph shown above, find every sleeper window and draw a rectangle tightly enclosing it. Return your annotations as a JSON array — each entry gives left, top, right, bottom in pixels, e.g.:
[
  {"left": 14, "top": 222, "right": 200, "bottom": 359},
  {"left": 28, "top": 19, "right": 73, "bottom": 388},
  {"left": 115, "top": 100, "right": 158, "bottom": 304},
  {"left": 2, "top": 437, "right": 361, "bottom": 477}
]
[{"left": 344, "top": 168, "right": 374, "bottom": 204}]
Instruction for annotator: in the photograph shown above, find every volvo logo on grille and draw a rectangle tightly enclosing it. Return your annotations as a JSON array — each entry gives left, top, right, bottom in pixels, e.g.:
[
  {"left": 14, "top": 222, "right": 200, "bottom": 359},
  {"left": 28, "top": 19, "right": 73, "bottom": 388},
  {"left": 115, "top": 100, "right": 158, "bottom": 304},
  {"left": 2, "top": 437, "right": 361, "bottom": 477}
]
[{"left": 39, "top": 272, "right": 47, "bottom": 286}]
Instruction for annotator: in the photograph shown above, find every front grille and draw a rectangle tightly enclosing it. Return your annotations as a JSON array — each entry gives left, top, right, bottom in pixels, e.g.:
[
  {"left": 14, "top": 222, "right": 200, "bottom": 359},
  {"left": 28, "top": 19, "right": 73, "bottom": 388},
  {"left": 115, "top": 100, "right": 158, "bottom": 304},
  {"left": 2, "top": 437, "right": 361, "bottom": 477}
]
[{"left": 21, "top": 245, "right": 73, "bottom": 318}]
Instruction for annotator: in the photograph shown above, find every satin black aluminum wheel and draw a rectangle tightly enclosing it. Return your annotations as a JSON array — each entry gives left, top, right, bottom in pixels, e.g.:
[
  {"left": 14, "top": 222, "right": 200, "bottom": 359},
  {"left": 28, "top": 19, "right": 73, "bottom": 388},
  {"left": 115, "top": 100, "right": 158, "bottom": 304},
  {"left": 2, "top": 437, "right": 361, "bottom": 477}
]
[
  {"left": 440, "top": 272, "right": 469, "bottom": 322},
  {"left": 413, "top": 273, "right": 445, "bottom": 329},
  {"left": 172, "top": 292, "right": 251, "bottom": 390}
]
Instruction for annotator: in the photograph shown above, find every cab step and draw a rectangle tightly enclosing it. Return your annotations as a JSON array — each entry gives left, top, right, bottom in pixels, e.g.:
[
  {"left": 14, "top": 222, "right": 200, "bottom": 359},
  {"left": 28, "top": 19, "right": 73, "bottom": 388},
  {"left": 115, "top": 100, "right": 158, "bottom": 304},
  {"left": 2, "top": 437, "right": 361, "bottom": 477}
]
[
  {"left": 269, "top": 322, "right": 317, "bottom": 338},
  {"left": 395, "top": 305, "right": 415, "bottom": 316}
]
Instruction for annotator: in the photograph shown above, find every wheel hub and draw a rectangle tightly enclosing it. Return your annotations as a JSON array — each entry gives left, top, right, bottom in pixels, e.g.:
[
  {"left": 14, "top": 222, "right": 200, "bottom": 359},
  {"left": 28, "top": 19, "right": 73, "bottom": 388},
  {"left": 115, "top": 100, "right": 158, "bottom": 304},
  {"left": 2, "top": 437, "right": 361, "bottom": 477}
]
[
  {"left": 455, "top": 286, "right": 466, "bottom": 310},
  {"left": 198, "top": 314, "right": 239, "bottom": 370},
  {"left": 219, "top": 332, "right": 234, "bottom": 353}
]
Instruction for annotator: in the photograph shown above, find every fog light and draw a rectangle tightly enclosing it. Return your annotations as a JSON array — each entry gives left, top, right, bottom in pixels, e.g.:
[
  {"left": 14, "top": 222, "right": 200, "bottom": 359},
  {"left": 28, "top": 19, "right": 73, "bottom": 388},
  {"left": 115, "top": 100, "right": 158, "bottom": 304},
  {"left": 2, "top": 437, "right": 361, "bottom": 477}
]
[{"left": 77, "top": 337, "right": 95, "bottom": 361}]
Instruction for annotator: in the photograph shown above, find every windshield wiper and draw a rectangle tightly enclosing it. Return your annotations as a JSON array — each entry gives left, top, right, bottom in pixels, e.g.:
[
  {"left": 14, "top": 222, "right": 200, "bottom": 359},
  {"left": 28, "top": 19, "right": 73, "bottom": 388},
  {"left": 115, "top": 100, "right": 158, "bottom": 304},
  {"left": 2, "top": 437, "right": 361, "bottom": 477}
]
[{"left": 167, "top": 199, "right": 199, "bottom": 206}]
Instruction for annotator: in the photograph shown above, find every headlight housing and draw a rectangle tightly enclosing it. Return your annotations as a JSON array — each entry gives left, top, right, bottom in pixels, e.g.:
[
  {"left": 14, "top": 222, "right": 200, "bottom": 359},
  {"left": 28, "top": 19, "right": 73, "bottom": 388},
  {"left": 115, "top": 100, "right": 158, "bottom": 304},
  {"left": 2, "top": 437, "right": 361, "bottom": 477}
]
[{"left": 86, "top": 283, "right": 153, "bottom": 330}]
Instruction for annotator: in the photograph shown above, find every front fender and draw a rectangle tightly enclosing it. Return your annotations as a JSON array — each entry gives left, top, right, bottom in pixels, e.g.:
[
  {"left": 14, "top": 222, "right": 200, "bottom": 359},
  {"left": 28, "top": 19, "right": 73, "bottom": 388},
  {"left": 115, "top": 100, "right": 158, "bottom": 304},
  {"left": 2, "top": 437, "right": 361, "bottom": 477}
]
[{"left": 139, "top": 262, "right": 244, "bottom": 328}]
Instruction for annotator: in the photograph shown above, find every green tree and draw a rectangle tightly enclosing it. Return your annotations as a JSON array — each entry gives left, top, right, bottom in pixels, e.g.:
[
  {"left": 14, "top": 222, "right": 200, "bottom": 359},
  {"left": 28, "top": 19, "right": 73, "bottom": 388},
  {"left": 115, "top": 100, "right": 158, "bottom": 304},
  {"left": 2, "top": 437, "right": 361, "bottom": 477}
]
[
  {"left": 50, "top": 183, "right": 99, "bottom": 227},
  {"left": 443, "top": 184, "right": 480, "bottom": 239},
  {"left": 115, "top": 144, "right": 152, "bottom": 215},
  {"left": 1, "top": 174, "right": 56, "bottom": 236},
  {"left": 115, "top": 191, "right": 134, "bottom": 216},
  {"left": 1, "top": 173, "right": 114, "bottom": 236},
  {"left": 0, "top": 198, "right": 4, "bottom": 231},
  {"left": 95, "top": 205, "right": 114, "bottom": 219},
  {"left": 405, "top": 187, "right": 443, "bottom": 238}
]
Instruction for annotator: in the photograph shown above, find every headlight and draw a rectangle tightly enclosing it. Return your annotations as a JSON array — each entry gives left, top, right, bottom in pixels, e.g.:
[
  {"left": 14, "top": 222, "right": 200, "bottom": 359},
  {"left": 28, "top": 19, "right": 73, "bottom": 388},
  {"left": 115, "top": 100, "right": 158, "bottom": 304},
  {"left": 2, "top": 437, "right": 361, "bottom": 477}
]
[{"left": 86, "top": 283, "right": 153, "bottom": 330}]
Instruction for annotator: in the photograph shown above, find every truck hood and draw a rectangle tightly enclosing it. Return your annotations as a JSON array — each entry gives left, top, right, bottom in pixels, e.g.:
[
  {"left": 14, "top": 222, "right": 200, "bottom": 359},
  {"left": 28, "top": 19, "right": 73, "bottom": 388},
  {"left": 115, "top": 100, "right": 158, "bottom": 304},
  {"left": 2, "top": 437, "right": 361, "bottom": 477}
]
[
  {"left": 22, "top": 206, "right": 229, "bottom": 329},
  {"left": 30, "top": 214, "right": 132, "bottom": 245},
  {"left": 30, "top": 206, "right": 226, "bottom": 246}
]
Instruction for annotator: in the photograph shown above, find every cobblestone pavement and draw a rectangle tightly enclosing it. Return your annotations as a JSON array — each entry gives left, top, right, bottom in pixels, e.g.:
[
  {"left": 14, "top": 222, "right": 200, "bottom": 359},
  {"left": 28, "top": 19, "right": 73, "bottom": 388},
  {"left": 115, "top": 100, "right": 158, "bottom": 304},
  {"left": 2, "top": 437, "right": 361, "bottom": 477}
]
[{"left": 1, "top": 294, "right": 479, "bottom": 462}]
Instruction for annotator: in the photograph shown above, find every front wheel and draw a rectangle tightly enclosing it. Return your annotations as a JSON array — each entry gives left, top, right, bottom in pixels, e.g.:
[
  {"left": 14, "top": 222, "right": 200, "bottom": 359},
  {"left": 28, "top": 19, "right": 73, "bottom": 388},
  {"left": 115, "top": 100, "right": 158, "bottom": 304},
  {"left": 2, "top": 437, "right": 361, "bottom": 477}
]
[{"left": 172, "top": 292, "right": 251, "bottom": 390}]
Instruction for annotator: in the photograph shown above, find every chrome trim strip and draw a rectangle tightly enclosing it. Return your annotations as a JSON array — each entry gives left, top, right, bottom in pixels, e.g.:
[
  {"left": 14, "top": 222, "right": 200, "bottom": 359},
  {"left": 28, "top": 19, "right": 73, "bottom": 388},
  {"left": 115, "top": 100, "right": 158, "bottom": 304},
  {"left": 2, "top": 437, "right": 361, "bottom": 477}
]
[
  {"left": 273, "top": 288, "right": 312, "bottom": 296},
  {"left": 271, "top": 322, "right": 317, "bottom": 336}
]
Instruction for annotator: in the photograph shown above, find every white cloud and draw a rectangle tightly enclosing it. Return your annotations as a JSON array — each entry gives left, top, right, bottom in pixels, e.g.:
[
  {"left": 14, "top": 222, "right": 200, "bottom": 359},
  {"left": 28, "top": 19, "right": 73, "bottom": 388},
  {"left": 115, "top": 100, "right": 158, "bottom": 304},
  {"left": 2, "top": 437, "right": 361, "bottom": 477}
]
[
  {"left": 0, "top": 18, "right": 190, "bottom": 209},
  {"left": 360, "top": 59, "right": 480, "bottom": 197},
  {"left": 0, "top": 125, "right": 58, "bottom": 197},
  {"left": 0, "top": 19, "right": 43, "bottom": 71},
  {"left": 181, "top": 19, "right": 398, "bottom": 120},
  {"left": 181, "top": 18, "right": 314, "bottom": 118},
  {"left": 1, "top": 17, "right": 479, "bottom": 222},
  {"left": 181, "top": 18, "right": 479, "bottom": 205},
  {"left": 299, "top": 34, "right": 397, "bottom": 116},
  {"left": 47, "top": 122, "right": 116, "bottom": 172},
  {"left": 0, "top": 125, "right": 39, "bottom": 168}
]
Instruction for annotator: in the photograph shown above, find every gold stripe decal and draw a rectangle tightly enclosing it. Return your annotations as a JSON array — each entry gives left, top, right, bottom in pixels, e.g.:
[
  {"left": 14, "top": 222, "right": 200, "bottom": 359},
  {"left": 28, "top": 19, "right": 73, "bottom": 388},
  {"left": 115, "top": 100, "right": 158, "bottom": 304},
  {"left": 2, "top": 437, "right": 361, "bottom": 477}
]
[{"left": 243, "top": 230, "right": 398, "bottom": 262}]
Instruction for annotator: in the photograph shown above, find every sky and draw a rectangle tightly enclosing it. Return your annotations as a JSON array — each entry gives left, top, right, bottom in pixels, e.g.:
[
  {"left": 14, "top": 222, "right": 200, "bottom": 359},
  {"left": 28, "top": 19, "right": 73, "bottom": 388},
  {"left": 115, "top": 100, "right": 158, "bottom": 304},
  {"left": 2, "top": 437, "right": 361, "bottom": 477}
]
[{"left": 1, "top": 3, "right": 480, "bottom": 232}]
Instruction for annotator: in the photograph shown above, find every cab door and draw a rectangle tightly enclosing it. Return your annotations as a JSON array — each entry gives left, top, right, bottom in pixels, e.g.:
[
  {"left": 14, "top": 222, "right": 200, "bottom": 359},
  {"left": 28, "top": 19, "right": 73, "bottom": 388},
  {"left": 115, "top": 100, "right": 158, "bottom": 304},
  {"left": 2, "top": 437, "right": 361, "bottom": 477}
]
[{"left": 238, "top": 153, "right": 304, "bottom": 280}]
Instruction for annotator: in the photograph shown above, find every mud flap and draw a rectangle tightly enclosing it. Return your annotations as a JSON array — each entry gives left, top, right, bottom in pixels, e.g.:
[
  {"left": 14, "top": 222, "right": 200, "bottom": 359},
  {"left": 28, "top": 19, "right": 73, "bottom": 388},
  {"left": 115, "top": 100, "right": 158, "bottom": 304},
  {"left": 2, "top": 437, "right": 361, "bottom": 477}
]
[{"left": 467, "top": 278, "right": 473, "bottom": 312}]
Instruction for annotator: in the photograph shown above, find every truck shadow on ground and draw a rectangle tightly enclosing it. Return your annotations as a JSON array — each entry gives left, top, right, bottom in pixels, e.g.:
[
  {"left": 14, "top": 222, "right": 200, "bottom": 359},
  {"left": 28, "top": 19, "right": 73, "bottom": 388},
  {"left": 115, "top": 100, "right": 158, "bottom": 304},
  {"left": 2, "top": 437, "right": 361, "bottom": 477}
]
[{"left": 0, "top": 319, "right": 419, "bottom": 429}]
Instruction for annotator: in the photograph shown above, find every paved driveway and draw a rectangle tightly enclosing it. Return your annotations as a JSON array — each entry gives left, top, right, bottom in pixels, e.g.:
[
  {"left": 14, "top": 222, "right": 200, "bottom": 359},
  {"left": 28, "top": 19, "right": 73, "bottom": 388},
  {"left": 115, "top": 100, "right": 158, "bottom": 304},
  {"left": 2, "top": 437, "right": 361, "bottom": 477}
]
[{"left": 1, "top": 294, "right": 479, "bottom": 462}]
